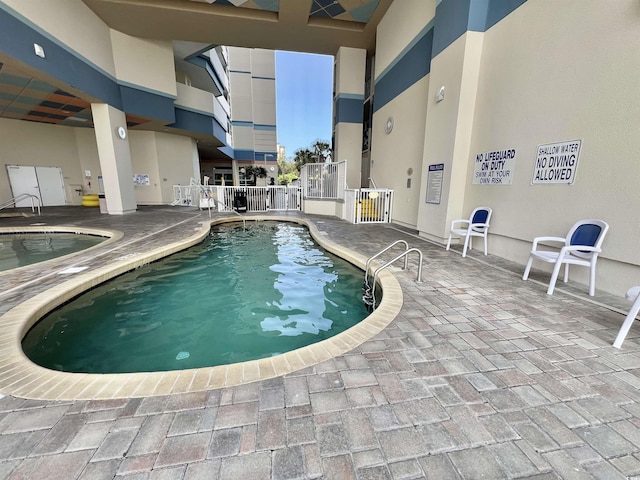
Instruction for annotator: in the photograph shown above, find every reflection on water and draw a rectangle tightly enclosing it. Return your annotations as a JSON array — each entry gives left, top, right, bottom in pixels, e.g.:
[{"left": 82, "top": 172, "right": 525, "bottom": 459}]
[
  {"left": 0, "top": 233, "right": 104, "bottom": 271},
  {"left": 22, "top": 222, "right": 370, "bottom": 373}
]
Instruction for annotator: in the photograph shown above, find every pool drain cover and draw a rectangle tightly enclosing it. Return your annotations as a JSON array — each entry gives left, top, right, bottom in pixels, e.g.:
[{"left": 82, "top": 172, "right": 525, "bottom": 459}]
[{"left": 176, "top": 351, "right": 190, "bottom": 360}]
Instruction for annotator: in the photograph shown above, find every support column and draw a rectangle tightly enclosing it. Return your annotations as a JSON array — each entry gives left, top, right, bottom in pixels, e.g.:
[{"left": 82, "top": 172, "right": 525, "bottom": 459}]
[
  {"left": 416, "top": 2, "right": 484, "bottom": 242},
  {"left": 91, "top": 103, "right": 137, "bottom": 215},
  {"left": 333, "top": 47, "right": 366, "bottom": 189}
]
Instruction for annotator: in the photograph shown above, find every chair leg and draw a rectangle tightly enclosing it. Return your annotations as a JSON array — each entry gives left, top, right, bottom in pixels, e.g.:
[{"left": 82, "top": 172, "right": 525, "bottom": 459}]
[
  {"left": 462, "top": 234, "right": 471, "bottom": 257},
  {"left": 563, "top": 263, "right": 569, "bottom": 283},
  {"left": 446, "top": 233, "right": 453, "bottom": 251},
  {"left": 523, "top": 256, "right": 534, "bottom": 281},
  {"left": 613, "top": 294, "right": 640, "bottom": 348},
  {"left": 483, "top": 235, "right": 488, "bottom": 256},
  {"left": 589, "top": 259, "right": 597, "bottom": 297},
  {"left": 547, "top": 259, "right": 564, "bottom": 295}
]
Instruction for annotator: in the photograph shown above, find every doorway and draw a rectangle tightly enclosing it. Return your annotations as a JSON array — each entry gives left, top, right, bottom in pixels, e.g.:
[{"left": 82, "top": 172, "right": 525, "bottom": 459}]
[{"left": 6, "top": 165, "right": 66, "bottom": 207}]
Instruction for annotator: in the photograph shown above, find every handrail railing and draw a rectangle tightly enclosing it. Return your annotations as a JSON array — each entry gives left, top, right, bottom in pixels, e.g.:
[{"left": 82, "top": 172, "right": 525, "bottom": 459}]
[
  {"left": 363, "top": 245, "right": 423, "bottom": 311},
  {"left": 364, "top": 240, "right": 409, "bottom": 290},
  {"left": 198, "top": 184, "right": 247, "bottom": 229},
  {"left": 0, "top": 194, "right": 41, "bottom": 215}
]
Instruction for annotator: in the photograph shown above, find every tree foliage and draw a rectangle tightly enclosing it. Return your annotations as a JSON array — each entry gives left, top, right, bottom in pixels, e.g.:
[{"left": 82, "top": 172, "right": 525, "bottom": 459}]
[
  {"left": 279, "top": 140, "right": 332, "bottom": 185},
  {"left": 244, "top": 166, "right": 267, "bottom": 179}
]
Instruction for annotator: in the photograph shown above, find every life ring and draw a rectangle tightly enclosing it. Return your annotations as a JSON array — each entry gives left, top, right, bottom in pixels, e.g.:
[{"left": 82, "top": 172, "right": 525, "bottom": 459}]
[{"left": 82, "top": 194, "right": 99, "bottom": 207}]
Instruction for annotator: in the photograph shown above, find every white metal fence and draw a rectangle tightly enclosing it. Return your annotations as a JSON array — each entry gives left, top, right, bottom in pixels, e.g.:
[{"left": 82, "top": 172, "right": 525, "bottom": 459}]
[
  {"left": 344, "top": 189, "right": 394, "bottom": 224},
  {"left": 172, "top": 185, "right": 301, "bottom": 212},
  {"left": 300, "top": 161, "right": 346, "bottom": 200}
]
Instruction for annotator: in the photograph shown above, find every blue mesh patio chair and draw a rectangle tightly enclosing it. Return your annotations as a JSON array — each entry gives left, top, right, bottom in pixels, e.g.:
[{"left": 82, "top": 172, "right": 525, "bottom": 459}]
[
  {"left": 522, "top": 219, "right": 609, "bottom": 296},
  {"left": 446, "top": 207, "right": 492, "bottom": 257}
]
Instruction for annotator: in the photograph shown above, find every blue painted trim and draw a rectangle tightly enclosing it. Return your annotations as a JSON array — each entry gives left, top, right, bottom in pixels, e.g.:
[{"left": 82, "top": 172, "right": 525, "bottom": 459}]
[
  {"left": 117, "top": 80, "right": 176, "bottom": 100},
  {"left": 254, "top": 125, "right": 276, "bottom": 131},
  {"left": 336, "top": 93, "right": 364, "bottom": 101},
  {"left": 232, "top": 121, "right": 254, "bottom": 127},
  {"left": 120, "top": 85, "right": 175, "bottom": 124},
  {"left": 171, "top": 107, "right": 226, "bottom": 141},
  {"left": 483, "top": 0, "right": 527, "bottom": 31},
  {"left": 0, "top": 3, "right": 116, "bottom": 82},
  {"left": 376, "top": 21, "right": 434, "bottom": 82},
  {"left": 234, "top": 149, "right": 255, "bottom": 160},
  {"left": 373, "top": 28, "right": 433, "bottom": 113},
  {"left": 187, "top": 55, "right": 225, "bottom": 96},
  {"left": 184, "top": 44, "right": 217, "bottom": 62},
  {"left": 252, "top": 76, "right": 276, "bottom": 81},
  {"left": 229, "top": 69, "right": 251, "bottom": 74},
  {"left": 335, "top": 96, "right": 364, "bottom": 124},
  {"left": 0, "top": 7, "right": 121, "bottom": 108},
  {"left": 433, "top": 0, "right": 526, "bottom": 58},
  {"left": 218, "top": 145, "right": 234, "bottom": 158}
]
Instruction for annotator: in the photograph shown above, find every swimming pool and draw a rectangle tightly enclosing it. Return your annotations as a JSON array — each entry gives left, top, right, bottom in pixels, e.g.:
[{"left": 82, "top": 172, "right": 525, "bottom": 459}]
[
  {"left": 0, "top": 231, "right": 106, "bottom": 272},
  {"left": 22, "top": 222, "right": 372, "bottom": 373}
]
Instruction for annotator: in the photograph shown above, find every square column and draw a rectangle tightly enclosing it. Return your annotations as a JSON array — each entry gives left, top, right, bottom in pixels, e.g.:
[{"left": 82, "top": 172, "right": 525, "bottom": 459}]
[
  {"left": 91, "top": 103, "right": 137, "bottom": 215},
  {"left": 333, "top": 47, "right": 366, "bottom": 189}
]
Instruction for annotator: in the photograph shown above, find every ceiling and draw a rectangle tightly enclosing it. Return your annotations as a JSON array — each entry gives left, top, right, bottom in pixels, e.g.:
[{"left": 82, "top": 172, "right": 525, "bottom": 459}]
[{"left": 0, "top": 0, "right": 393, "bottom": 156}]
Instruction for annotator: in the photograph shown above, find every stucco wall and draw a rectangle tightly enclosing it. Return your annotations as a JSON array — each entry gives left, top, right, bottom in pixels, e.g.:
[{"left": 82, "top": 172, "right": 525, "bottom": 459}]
[
  {"left": 406, "top": 0, "right": 640, "bottom": 296},
  {"left": 111, "top": 31, "right": 177, "bottom": 97},
  {"left": 462, "top": 0, "right": 640, "bottom": 295},
  {"left": 3, "top": 0, "right": 116, "bottom": 77},
  {"left": 372, "top": 0, "right": 436, "bottom": 228},
  {"left": 0, "top": 119, "right": 83, "bottom": 204}
]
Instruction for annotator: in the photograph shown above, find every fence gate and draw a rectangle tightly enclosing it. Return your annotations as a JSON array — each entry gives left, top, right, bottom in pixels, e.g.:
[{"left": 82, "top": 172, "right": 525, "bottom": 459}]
[{"left": 345, "top": 189, "right": 394, "bottom": 224}]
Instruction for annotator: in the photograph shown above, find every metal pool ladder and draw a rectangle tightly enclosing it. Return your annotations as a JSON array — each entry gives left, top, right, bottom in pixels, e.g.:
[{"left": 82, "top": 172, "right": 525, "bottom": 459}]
[{"left": 363, "top": 240, "right": 423, "bottom": 311}]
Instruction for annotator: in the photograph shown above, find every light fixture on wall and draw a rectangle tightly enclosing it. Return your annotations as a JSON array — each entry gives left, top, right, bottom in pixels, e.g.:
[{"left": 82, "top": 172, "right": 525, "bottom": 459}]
[
  {"left": 435, "top": 86, "right": 445, "bottom": 102},
  {"left": 385, "top": 116, "right": 394, "bottom": 134},
  {"left": 33, "top": 44, "right": 45, "bottom": 58},
  {"left": 116, "top": 126, "right": 127, "bottom": 140}
]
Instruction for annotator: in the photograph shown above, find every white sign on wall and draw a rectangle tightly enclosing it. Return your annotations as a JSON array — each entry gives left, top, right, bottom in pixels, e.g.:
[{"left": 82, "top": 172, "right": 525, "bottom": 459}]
[
  {"left": 133, "top": 174, "right": 150, "bottom": 186},
  {"left": 532, "top": 139, "right": 582, "bottom": 184},
  {"left": 472, "top": 149, "right": 516, "bottom": 185},
  {"left": 425, "top": 163, "right": 444, "bottom": 204}
]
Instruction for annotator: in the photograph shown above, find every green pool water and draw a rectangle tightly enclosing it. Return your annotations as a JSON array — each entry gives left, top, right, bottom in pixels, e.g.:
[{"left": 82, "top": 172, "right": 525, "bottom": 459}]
[
  {"left": 0, "top": 232, "right": 105, "bottom": 272},
  {"left": 22, "top": 222, "right": 371, "bottom": 373}
]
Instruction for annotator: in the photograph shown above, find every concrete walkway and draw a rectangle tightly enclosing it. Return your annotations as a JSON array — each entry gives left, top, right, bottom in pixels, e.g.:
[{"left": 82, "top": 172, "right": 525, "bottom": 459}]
[{"left": 0, "top": 206, "right": 638, "bottom": 479}]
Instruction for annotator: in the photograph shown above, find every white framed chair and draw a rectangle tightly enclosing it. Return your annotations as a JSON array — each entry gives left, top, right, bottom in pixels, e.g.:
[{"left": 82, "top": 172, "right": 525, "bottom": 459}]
[
  {"left": 446, "top": 207, "right": 492, "bottom": 258},
  {"left": 522, "top": 219, "right": 609, "bottom": 296},
  {"left": 613, "top": 286, "right": 640, "bottom": 348}
]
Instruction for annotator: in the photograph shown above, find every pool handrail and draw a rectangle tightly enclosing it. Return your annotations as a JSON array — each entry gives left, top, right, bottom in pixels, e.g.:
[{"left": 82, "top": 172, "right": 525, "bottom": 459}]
[{"left": 0, "top": 194, "right": 41, "bottom": 215}]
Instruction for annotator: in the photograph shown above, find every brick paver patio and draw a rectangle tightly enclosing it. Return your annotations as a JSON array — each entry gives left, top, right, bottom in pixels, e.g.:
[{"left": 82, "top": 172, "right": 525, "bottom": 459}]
[{"left": 0, "top": 206, "right": 638, "bottom": 479}]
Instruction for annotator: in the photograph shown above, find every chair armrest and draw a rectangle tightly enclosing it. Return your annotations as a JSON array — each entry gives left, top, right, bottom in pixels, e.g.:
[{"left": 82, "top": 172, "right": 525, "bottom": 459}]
[
  {"left": 531, "top": 236, "right": 566, "bottom": 250},
  {"left": 450, "top": 219, "right": 470, "bottom": 229}
]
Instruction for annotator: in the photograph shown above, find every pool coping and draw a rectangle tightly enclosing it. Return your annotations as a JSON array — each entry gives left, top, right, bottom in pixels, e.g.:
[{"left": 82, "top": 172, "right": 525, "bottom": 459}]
[
  {"left": 0, "top": 225, "right": 122, "bottom": 277},
  {"left": 0, "top": 216, "right": 403, "bottom": 400}
]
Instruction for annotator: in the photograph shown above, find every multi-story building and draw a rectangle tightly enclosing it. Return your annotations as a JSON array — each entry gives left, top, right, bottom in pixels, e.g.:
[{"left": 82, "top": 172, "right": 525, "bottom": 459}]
[{"left": 0, "top": 0, "right": 639, "bottom": 296}]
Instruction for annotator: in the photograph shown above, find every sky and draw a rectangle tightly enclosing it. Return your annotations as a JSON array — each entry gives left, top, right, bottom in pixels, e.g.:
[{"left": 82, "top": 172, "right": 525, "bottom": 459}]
[{"left": 275, "top": 51, "right": 334, "bottom": 159}]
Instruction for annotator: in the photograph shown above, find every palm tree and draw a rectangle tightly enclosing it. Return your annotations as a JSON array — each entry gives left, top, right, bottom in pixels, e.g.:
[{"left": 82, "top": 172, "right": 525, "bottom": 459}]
[
  {"left": 312, "top": 140, "right": 331, "bottom": 163},
  {"left": 242, "top": 166, "right": 267, "bottom": 185}
]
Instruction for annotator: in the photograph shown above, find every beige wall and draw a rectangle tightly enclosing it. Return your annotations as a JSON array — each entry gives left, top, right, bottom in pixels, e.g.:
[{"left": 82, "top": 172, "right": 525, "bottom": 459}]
[
  {"left": 130, "top": 132, "right": 162, "bottom": 205},
  {"left": 416, "top": 32, "right": 484, "bottom": 239},
  {"left": 403, "top": 0, "right": 640, "bottom": 296},
  {"left": 371, "top": 78, "right": 428, "bottom": 228},
  {"left": 129, "top": 131, "right": 199, "bottom": 205},
  {"left": 374, "top": 0, "right": 436, "bottom": 77},
  {"left": 371, "top": 1, "right": 436, "bottom": 228},
  {"left": 111, "top": 31, "right": 177, "bottom": 96},
  {"left": 155, "top": 133, "right": 199, "bottom": 204},
  {"left": 335, "top": 47, "right": 366, "bottom": 95},
  {"left": 462, "top": 0, "right": 640, "bottom": 295},
  {"left": 0, "top": 119, "right": 83, "bottom": 204},
  {"left": 3, "top": 0, "right": 116, "bottom": 77},
  {"left": 333, "top": 47, "right": 366, "bottom": 189}
]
